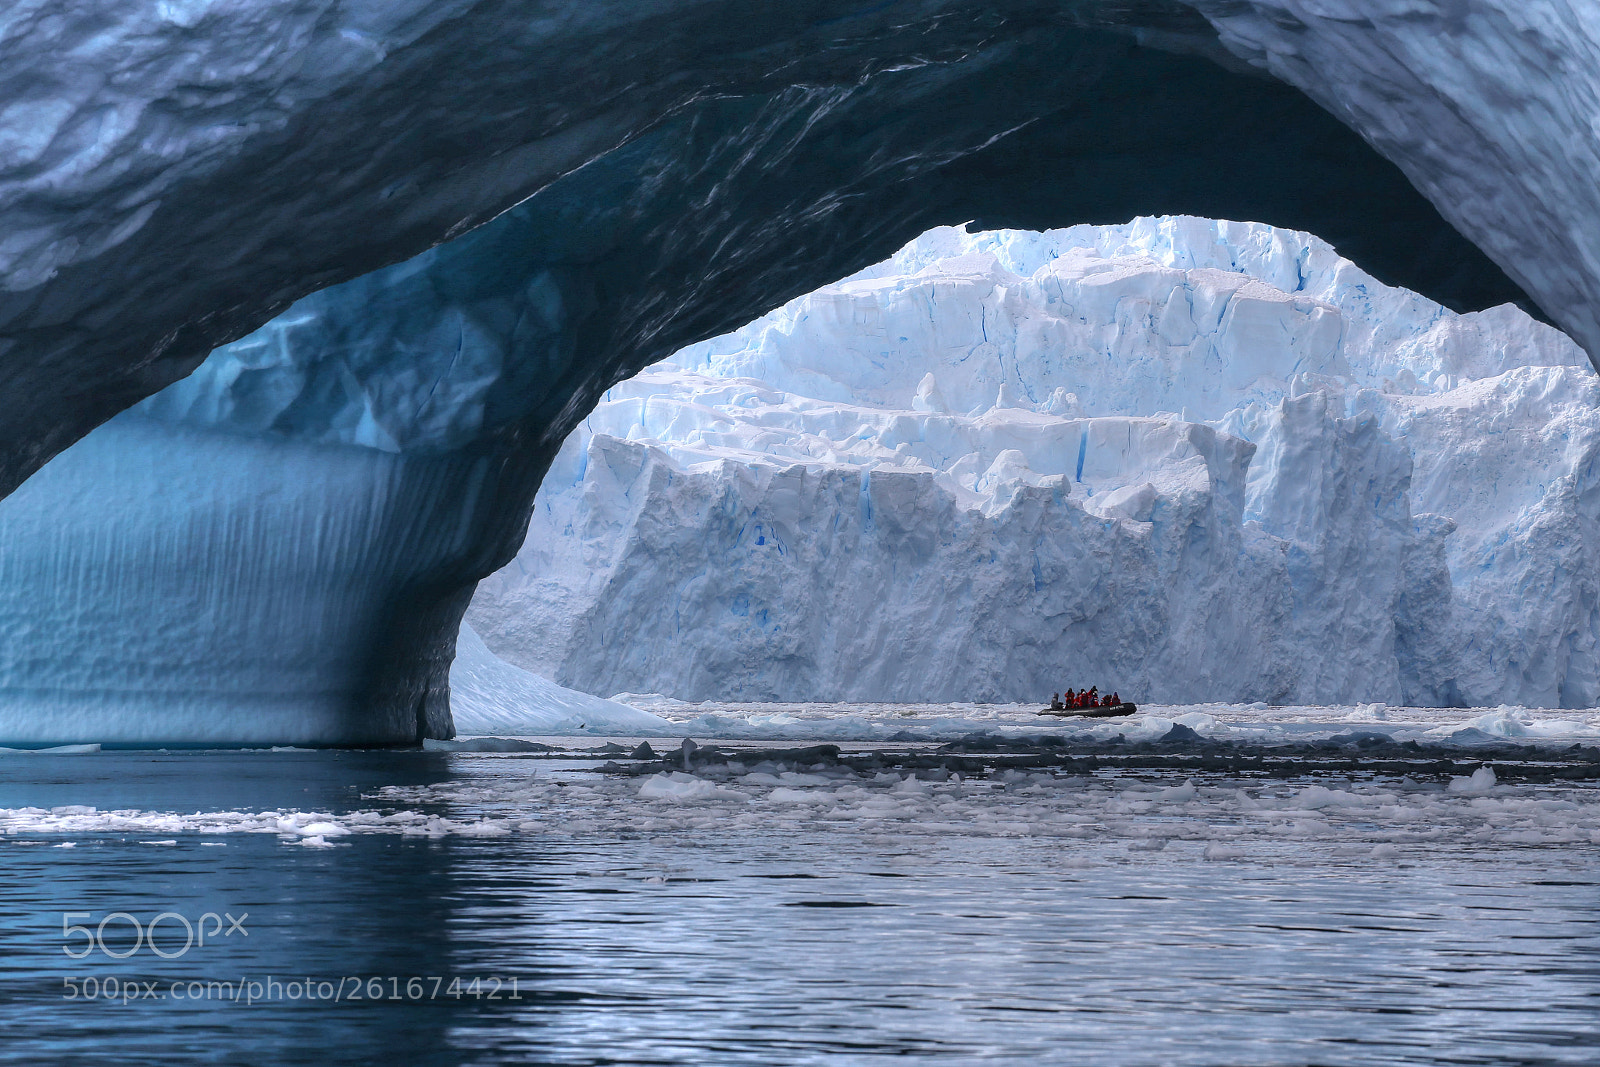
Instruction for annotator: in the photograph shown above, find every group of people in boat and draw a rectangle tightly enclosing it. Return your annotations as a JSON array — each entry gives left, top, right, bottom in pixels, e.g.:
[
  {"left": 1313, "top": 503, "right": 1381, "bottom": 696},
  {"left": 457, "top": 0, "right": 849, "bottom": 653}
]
[{"left": 1049, "top": 687, "right": 1120, "bottom": 711}]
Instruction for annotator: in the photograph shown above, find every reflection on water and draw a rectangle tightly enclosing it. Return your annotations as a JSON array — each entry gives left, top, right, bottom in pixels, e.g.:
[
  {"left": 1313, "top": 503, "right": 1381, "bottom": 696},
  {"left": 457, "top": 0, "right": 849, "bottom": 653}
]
[{"left": 1, "top": 751, "right": 1596, "bottom": 1065}]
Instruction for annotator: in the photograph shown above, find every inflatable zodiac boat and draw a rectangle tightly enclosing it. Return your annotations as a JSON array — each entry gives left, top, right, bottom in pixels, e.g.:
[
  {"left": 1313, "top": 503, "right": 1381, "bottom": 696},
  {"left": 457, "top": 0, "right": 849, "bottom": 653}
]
[{"left": 1037, "top": 703, "right": 1137, "bottom": 719}]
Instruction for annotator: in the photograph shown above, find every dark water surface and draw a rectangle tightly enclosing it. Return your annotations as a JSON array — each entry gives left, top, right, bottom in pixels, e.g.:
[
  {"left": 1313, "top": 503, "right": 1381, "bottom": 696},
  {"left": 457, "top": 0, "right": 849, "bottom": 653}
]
[{"left": 1, "top": 750, "right": 1596, "bottom": 1065}]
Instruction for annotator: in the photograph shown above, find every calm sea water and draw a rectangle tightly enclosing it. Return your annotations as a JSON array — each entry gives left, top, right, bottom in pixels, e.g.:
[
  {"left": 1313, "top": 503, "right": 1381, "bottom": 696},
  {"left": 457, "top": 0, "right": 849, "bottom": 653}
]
[{"left": 1, "top": 750, "right": 1596, "bottom": 1065}]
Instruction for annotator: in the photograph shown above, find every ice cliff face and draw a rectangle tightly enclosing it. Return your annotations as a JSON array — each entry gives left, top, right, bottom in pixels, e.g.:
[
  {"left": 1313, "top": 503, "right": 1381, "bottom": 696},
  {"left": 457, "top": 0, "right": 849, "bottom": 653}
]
[{"left": 469, "top": 217, "right": 1600, "bottom": 708}]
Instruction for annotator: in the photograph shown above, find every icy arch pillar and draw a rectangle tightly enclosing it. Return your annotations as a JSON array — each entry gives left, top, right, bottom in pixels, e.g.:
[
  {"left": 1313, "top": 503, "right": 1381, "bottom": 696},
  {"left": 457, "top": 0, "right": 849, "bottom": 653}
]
[{"left": 0, "top": 416, "right": 540, "bottom": 745}]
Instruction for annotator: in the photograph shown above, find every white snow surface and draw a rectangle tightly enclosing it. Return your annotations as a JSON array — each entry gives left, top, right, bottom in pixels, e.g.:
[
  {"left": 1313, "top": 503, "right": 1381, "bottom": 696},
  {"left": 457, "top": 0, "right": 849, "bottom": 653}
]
[
  {"left": 469, "top": 216, "right": 1600, "bottom": 708},
  {"left": 449, "top": 622, "right": 668, "bottom": 736}
]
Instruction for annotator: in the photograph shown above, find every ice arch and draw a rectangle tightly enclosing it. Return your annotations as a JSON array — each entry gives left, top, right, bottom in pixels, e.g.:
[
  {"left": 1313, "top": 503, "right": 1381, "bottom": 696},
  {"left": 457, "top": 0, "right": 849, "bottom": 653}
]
[{"left": 0, "top": 2, "right": 1595, "bottom": 742}]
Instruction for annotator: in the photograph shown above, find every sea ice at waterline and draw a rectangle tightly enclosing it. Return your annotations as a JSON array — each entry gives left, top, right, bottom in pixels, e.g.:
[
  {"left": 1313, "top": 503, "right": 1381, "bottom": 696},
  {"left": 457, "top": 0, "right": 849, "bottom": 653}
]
[{"left": 470, "top": 216, "right": 1600, "bottom": 709}]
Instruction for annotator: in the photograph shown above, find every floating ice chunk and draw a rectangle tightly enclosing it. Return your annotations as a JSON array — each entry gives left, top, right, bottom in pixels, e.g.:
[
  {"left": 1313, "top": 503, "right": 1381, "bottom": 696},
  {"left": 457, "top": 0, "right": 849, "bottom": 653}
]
[
  {"left": 1469, "top": 708, "right": 1528, "bottom": 737},
  {"left": 637, "top": 773, "right": 737, "bottom": 802},
  {"left": 1425, "top": 709, "right": 1600, "bottom": 743},
  {"left": 1173, "top": 713, "right": 1217, "bottom": 733},
  {"left": 1293, "top": 786, "right": 1372, "bottom": 810},
  {"left": 1203, "top": 842, "right": 1247, "bottom": 861},
  {"left": 1156, "top": 780, "right": 1198, "bottom": 803},
  {"left": 1448, "top": 766, "right": 1498, "bottom": 794},
  {"left": 1343, "top": 704, "right": 1388, "bottom": 722}
]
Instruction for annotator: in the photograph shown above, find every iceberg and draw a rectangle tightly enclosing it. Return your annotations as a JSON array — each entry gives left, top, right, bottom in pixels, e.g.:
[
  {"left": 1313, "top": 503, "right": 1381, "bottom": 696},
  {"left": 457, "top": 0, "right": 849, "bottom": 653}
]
[
  {"left": 1, "top": 3, "right": 1598, "bottom": 744},
  {"left": 470, "top": 216, "right": 1600, "bottom": 708}
]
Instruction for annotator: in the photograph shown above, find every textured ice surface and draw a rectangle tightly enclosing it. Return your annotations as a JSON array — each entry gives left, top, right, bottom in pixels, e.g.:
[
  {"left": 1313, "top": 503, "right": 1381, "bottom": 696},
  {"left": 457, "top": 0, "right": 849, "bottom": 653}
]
[
  {"left": 471, "top": 216, "right": 1600, "bottom": 708},
  {"left": 0, "top": 401, "right": 655, "bottom": 744},
  {"left": 0, "top": 0, "right": 1595, "bottom": 520},
  {"left": 0, "top": 414, "right": 498, "bottom": 745},
  {"left": 1193, "top": 1, "right": 1600, "bottom": 360}
]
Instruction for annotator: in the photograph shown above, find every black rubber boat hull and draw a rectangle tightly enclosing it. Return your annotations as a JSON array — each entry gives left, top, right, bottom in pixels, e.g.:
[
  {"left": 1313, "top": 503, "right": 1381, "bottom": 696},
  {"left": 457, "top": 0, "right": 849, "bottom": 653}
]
[{"left": 1037, "top": 703, "right": 1137, "bottom": 718}]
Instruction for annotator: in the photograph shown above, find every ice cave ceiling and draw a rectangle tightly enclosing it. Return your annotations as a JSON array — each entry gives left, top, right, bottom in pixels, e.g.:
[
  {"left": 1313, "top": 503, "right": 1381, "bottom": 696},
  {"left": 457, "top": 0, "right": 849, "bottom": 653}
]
[{"left": 1, "top": 0, "right": 1597, "bottom": 742}]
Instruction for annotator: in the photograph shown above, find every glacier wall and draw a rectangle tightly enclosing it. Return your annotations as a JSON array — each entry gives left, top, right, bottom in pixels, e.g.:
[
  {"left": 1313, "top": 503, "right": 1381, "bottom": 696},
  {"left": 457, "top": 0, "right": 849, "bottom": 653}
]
[{"left": 469, "top": 217, "right": 1600, "bottom": 708}]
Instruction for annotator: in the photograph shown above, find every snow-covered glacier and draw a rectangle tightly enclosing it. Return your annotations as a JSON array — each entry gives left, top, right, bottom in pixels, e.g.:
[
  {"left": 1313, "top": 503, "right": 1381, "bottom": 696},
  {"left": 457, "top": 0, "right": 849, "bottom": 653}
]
[{"left": 469, "top": 216, "right": 1600, "bottom": 708}]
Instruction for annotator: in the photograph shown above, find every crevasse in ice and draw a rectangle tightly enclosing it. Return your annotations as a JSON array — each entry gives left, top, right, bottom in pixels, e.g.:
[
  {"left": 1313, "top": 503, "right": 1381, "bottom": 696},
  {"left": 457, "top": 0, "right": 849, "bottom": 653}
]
[{"left": 469, "top": 216, "right": 1600, "bottom": 708}]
